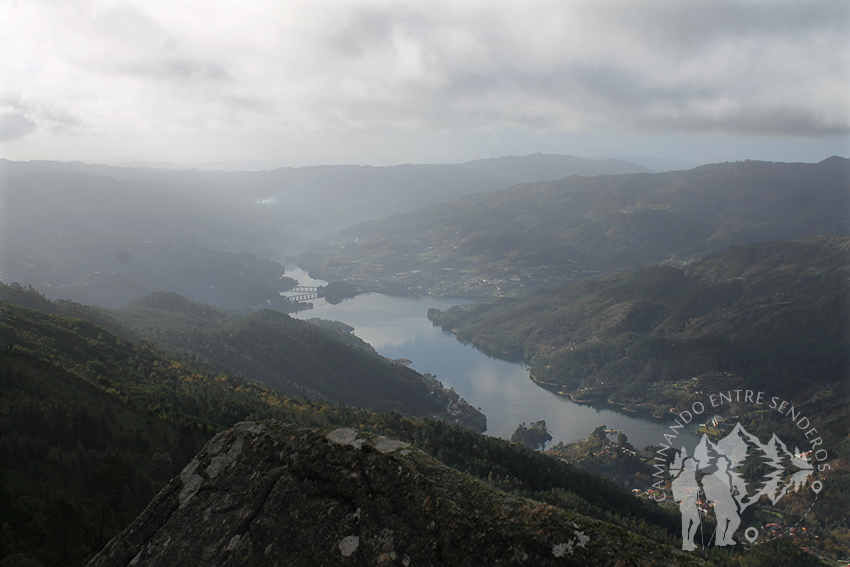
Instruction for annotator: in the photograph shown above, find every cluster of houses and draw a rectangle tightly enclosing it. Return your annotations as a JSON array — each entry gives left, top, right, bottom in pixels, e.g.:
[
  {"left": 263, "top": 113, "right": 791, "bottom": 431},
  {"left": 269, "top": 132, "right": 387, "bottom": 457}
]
[{"left": 595, "top": 442, "right": 638, "bottom": 459}]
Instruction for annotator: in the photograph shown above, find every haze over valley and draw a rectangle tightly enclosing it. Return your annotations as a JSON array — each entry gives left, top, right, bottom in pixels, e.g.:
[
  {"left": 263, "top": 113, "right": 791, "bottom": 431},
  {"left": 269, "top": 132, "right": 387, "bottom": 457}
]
[
  {"left": 2, "top": 1, "right": 849, "bottom": 565},
  {"left": 2, "top": 153, "right": 848, "bottom": 566}
]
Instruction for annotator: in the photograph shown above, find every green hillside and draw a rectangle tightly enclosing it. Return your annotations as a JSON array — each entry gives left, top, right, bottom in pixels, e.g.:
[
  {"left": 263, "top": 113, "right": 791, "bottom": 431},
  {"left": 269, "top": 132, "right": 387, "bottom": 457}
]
[
  {"left": 0, "top": 300, "right": 356, "bottom": 566},
  {"left": 428, "top": 236, "right": 850, "bottom": 560},
  {"left": 0, "top": 350, "right": 207, "bottom": 566},
  {"left": 298, "top": 157, "right": 849, "bottom": 298},
  {"left": 428, "top": 235, "right": 850, "bottom": 445},
  {"left": 109, "top": 291, "right": 475, "bottom": 420},
  {"left": 0, "top": 284, "right": 480, "bottom": 424},
  {"left": 1, "top": 298, "right": 701, "bottom": 566}
]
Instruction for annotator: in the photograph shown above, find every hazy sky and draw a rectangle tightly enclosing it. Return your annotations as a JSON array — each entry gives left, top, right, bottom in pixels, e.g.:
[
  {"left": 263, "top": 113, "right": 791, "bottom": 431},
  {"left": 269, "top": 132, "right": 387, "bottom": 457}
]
[{"left": 2, "top": 0, "right": 848, "bottom": 167}]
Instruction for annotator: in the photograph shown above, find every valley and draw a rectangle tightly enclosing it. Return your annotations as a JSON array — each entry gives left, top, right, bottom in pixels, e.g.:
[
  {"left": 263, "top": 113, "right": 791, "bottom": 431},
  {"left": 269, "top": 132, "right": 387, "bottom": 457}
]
[
  {"left": 1, "top": 155, "right": 847, "bottom": 566},
  {"left": 287, "top": 274, "right": 701, "bottom": 449},
  {"left": 5, "top": 0, "right": 848, "bottom": 561},
  {"left": 297, "top": 158, "right": 849, "bottom": 298},
  {"left": 0, "top": 290, "right": 694, "bottom": 566}
]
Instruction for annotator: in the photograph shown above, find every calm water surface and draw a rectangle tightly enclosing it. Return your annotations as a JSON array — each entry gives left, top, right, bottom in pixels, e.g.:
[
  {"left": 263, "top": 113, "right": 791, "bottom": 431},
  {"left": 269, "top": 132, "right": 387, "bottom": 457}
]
[{"left": 288, "top": 269, "right": 698, "bottom": 451}]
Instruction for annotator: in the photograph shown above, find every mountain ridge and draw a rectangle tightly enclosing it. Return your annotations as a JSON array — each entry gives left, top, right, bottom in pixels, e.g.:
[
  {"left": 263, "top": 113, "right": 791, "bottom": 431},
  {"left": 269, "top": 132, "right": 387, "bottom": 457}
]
[
  {"left": 1, "top": 153, "right": 652, "bottom": 308},
  {"left": 426, "top": 236, "right": 849, "bottom": 442},
  {"left": 87, "top": 420, "right": 704, "bottom": 567},
  {"left": 298, "top": 158, "right": 849, "bottom": 298},
  {"left": 0, "top": 282, "right": 480, "bottom": 424},
  {"left": 1, "top": 294, "right": 693, "bottom": 565}
]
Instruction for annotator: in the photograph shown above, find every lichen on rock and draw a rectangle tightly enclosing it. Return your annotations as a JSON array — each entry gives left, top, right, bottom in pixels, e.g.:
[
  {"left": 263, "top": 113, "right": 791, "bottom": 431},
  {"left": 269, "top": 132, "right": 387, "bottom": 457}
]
[
  {"left": 87, "top": 420, "right": 704, "bottom": 567},
  {"left": 338, "top": 535, "right": 359, "bottom": 557}
]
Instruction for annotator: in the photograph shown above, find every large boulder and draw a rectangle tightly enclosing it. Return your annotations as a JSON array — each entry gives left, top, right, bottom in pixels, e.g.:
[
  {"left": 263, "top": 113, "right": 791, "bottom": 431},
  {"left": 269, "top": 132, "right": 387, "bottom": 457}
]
[{"left": 88, "top": 421, "right": 703, "bottom": 566}]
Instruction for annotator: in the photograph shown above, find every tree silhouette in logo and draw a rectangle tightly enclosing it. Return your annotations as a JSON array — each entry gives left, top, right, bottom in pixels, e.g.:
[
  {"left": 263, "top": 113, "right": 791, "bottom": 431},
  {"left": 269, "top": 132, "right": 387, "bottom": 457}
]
[{"left": 670, "top": 423, "right": 815, "bottom": 550}]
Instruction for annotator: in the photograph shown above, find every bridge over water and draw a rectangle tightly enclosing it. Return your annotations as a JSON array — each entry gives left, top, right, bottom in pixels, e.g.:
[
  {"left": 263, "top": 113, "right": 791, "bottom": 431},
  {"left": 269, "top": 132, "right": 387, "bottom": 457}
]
[
  {"left": 280, "top": 284, "right": 370, "bottom": 304},
  {"left": 281, "top": 285, "right": 320, "bottom": 303}
]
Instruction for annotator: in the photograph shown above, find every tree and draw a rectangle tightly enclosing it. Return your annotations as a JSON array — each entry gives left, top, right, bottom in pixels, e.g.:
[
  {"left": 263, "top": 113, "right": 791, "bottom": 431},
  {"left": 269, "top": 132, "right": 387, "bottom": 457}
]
[
  {"left": 591, "top": 425, "right": 608, "bottom": 442},
  {"left": 739, "top": 538, "right": 827, "bottom": 567},
  {"left": 511, "top": 420, "right": 553, "bottom": 450}
]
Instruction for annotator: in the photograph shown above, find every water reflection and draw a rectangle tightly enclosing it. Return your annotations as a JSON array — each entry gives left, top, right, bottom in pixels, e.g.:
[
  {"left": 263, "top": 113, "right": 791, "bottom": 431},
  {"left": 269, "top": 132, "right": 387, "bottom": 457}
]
[{"left": 288, "top": 269, "right": 698, "bottom": 450}]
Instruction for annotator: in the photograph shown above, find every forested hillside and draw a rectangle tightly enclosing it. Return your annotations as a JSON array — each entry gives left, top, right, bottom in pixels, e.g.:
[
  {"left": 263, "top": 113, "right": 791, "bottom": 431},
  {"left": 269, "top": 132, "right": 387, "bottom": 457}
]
[
  {"left": 0, "top": 283, "right": 481, "bottom": 426},
  {"left": 428, "top": 236, "right": 850, "bottom": 449},
  {"left": 299, "top": 157, "right": 849, "bottom": 297},
  {"left": 426, "top": 236, "right": 850, "bottom": 560},
  {"left": 0, "top": 299, "right": 342, "bottom": 566},
  {"left": 109, "top": 291, "right": 471, "bottom": 419},
  {"left": 1, "top": 298, "right": 692, "bottom": 566}
]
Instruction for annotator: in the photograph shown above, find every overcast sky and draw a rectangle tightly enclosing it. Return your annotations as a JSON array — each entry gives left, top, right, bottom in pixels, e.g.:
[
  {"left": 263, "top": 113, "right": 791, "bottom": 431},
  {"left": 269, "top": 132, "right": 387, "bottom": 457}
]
[{"left": 1, "top": 0, "right": 848, "bottom": 168}]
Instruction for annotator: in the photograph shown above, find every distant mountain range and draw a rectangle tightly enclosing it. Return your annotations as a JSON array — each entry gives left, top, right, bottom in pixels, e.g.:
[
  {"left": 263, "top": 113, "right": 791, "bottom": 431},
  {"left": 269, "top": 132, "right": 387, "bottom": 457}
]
[
  {"left": 0, "top": 153, "right": 651, "bottom": 309},
  {"left": 0, "top": 153, "right": 650, "bottom": 242},
  {"left": 1, "top": 151, "right": 844, "bottom": 564},
  {"left": 298, "top": 157, "right": 849, "bottom": 297},
  {"left": 595, "top": 155, "right": 700, "bottom": 172}
]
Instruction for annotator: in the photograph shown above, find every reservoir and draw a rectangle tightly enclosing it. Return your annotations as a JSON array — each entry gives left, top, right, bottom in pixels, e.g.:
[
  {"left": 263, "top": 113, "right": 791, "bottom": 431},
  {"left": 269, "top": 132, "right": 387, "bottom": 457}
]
[{"left": 288, "top": 269, "right": 698, "bottom": 451}]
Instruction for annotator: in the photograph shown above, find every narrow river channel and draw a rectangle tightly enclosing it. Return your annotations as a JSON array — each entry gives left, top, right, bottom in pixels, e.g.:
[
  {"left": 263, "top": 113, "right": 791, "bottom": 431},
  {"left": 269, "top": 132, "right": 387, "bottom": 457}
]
[{"left": 287, "top": 269, "right": 699, "bottom": 451}]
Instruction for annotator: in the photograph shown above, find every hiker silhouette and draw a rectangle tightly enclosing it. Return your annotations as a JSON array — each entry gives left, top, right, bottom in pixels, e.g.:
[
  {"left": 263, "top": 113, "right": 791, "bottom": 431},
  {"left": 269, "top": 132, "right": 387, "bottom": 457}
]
[
  {"left": 670, "top": 453, "right": 700, "bottom": 551},
  {"left": 701, "top": 456, "right": 741, "bottom": 546}
]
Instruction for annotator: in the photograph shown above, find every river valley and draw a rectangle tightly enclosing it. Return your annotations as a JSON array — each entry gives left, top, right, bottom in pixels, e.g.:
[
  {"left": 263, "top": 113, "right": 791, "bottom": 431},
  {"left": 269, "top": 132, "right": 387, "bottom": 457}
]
[{"left": 287, "top": 269, "right": 699, "bottom": 451}]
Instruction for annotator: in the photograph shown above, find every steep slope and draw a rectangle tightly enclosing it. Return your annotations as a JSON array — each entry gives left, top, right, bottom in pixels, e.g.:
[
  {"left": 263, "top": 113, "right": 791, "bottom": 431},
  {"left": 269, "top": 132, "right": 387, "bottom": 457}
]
[
  {"left": 87, "top": 421, "right": 703, "bottom": 567},
  {"left": 110, "top": 291, "right": 478, "bottom": 421},
  {"left": 0, "top": 299, "right": 325, "bottom": 432},
  {"left": 428, "top": 236, "right": 849, "bottom": 407},
  {"left": 298, "top": 157, "right": 849, "bottom": 297},
  {"left": 0, "top": 301, "right": 322, "bottom": 567},
  {"left": 0, "top": 284, "right": 480, "bottom": 424},
  {"left": 0, "top": 296, "right": 700, "bottom": 565},
  {"left": 0, "top": 348, "right": 211, "bottom": 567},
  {"left": 0, "top": 281, "right": 134, "bottom": 339},
  {"left": 8, "top": 297, "right": 817, "bottom": 564}
]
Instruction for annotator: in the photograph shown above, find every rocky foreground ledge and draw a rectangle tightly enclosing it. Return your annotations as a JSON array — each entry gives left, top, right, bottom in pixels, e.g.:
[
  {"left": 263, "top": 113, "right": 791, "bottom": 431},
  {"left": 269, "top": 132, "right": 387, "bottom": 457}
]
[{"left": 87, "top": 420, "right": 703, "bottom": 567}]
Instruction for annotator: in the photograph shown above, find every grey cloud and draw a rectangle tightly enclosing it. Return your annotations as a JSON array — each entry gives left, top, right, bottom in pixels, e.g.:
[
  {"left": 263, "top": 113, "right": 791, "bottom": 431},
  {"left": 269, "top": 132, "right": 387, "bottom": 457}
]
[
  {"left": 165, "top": 60, "right": 231, "bottom": 82},
  {"left": 7, "top": 0, "right": 846, "bottom": 161},
  {"left": 327, "top": 5, "right": 430, "bottom": 57},
  {"left": 116, "top": 58, "right": 232, "bottom": 83},
  {"left": 93, "top": 5, "right": 230, "bottom": 84},
  {"left": 42, "top": 107, "right": 83, "bottom": 129},
  {"left": 322, "top": 53, "right": 847, "bottom": 138},
  {"left": 459, "top": 65, "right": 715, "bottom": 109},
  {"left": 227, "top": 96, "right": 274, "bottom": 114},
  {"left": 593, "top": 0, "right": 848, "bottom": 53},
  {"left": 651, "top": 106, "right": 850, "bottom": 137},
  {"left": 319, "top": 0, "right": 848, "bottom": 138},
  {"left": 0, "top": 112, "right": 37, "bottom": 141},
  {"left": 1, "top": 91, "right": 31, "bottom": 112},
  {"left": 0, "top": 91, "right": 83, "bottom": 136},
  {"left": 328, "top": 9, "right": 394, "bottom": 56},
  {"left": 93, "top": 4, "right": 173, "bottom": 48}
]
